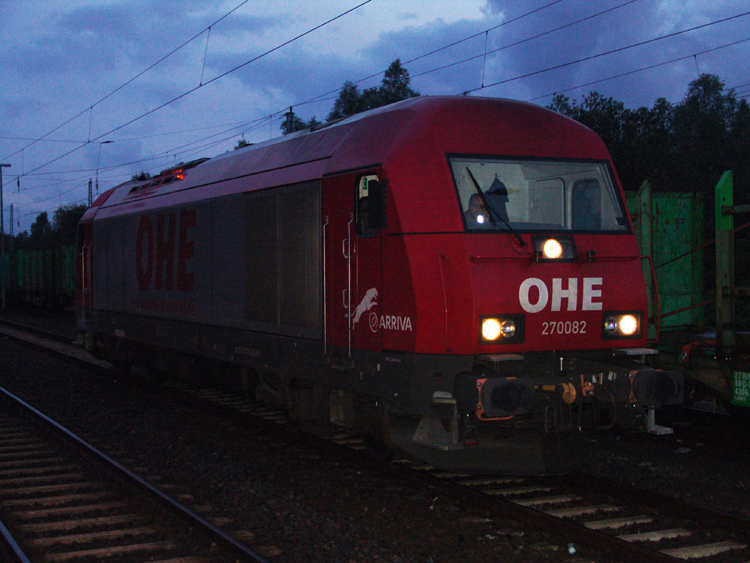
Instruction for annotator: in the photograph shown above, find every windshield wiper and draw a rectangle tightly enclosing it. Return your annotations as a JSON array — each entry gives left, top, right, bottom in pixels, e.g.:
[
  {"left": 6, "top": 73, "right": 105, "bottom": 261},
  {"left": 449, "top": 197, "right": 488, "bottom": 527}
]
[{"left": 465, "top": 167, "right": 525, "bottom": 247}]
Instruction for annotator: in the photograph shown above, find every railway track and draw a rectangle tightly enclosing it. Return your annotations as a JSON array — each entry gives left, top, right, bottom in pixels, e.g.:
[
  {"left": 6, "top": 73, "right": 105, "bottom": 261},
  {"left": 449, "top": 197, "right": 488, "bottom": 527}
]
[
  {"left": 164, "top": 380, "right": 750, "bottom": 563},
  {"left": 0, "top": 386, "right": 270, "bottom": 563},
  {"left": 436, "top": 472, "right": 749, "bottom": 562},
  {"left": 3, "top": 318, "right": 750, "bottom": 562}
]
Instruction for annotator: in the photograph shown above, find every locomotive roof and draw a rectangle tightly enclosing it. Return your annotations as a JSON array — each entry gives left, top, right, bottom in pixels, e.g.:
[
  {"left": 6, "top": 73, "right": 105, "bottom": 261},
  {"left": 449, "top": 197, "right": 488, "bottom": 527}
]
[{"left": 82, "top": 95, "right": 610, "bottom": 223}]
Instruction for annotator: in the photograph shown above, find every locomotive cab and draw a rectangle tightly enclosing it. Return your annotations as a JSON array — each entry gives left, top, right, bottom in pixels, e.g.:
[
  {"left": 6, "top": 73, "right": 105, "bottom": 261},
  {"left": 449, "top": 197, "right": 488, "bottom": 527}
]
[{"left": 384, "top": 151, "right": 683, "bottom": 473}]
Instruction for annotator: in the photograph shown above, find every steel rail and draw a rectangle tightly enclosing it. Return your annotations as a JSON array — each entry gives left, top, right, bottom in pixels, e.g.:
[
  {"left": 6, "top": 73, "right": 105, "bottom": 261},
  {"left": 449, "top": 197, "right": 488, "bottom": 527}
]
[
  {"left": 0, "top": 385, "right": 272, "bottom": 563},
  {"left": 0, "top": 518, "right": 32, "bottom": 563}
]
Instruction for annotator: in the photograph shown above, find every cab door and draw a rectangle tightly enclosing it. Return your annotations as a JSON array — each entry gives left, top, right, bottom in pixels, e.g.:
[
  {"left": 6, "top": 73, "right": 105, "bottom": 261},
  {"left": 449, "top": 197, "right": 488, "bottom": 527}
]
[{"left": 323, "top": 171, "right": 386, "bottom": 360}]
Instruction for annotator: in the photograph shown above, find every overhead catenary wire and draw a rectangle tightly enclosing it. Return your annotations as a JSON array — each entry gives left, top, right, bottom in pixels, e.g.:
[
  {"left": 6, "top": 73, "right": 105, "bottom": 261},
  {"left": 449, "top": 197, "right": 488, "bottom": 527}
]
[
  {"left": 294, "top": 0, "right": 573, "bottom": 109},
  {"left": 23, "top": 0, "right": 624, "bottom": 180},
  {"left": 461, "top": 10, "right": 750, "bottom": 95},
  {"left": 15, "top": 6, "right": 749, "bottom": 185},
  {"left": 9, "top": 94, "right": 286, "bottom": 219},
  {"left": 405, "top": 0, "right": 646, "bottom": 85},
  {"left": 18, "top": 0, "right": 373, "bottom": 179},
  {"left": 1, "top": 0, "right": 254, "bottom": 164},
  {"left": 0, "top": 0, "right": 661, "bottom": 187},
  {"left": 5, "top": 2, "right": 749, "bottom": 228},
  {"left": 527, "top": 37, "right": 750, "bottom": 103}
]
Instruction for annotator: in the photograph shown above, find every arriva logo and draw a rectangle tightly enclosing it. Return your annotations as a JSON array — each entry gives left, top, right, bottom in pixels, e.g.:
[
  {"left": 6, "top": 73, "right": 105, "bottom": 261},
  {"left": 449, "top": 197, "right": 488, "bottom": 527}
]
[
  {"left": 519, "top": 277, "right": 603, "bottom": 313},
  {"left": 352, "top": 288, "right": 378, "bottom": 324},
  {"left": 352, "top": 288, "right": 413, "bottom": 333}
]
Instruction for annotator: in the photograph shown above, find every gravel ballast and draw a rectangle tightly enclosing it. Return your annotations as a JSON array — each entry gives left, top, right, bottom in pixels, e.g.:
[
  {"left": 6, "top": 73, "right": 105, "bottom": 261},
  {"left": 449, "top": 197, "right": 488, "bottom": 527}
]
[{"left": 1, "top": 306, "right": 750, "bottom": 562}]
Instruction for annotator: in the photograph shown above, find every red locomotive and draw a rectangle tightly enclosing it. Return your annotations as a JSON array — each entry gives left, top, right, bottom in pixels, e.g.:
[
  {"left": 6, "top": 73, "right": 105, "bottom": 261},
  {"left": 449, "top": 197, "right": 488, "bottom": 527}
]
[{"left": 76, "top": 96, "right": 682, "bottom": 474}]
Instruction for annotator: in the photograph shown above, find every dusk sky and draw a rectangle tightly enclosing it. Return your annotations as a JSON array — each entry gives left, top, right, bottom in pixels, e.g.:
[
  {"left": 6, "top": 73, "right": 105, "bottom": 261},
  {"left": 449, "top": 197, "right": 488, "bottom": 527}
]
[{"left": 1, "top": 0, "right": 748, "bottom": 234}]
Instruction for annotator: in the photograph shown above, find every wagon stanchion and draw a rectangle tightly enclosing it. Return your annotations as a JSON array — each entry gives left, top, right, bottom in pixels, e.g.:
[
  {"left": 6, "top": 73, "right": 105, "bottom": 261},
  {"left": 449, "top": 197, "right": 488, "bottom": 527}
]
[
  {"left": 715, "top": 170, "right": 750, "bottom": 354},
  {"left": 715, "top": 171, "right": 750, "bottom": 410},
  {"left": 0, "top": 163, "right": 11, "bottom": 311}
]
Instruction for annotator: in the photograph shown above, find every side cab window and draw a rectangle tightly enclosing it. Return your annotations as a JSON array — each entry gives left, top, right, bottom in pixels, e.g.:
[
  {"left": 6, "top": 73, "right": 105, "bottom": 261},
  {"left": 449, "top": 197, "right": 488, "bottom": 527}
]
[{"left": 355, "top": 174, "right": 386, "bottom": 237}]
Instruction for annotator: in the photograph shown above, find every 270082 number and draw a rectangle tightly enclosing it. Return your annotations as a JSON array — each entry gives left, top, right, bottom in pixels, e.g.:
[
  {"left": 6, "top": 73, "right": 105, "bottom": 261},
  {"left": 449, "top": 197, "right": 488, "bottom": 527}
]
[{"left": 542, "top": 321, "right": 587, "bottom": 335}]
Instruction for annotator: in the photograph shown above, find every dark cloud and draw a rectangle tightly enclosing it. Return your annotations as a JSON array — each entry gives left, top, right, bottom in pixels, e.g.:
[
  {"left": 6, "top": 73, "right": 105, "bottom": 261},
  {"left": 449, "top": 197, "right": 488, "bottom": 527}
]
[{"left": 471, "top": 0, "right": 749, "bottom": 107}]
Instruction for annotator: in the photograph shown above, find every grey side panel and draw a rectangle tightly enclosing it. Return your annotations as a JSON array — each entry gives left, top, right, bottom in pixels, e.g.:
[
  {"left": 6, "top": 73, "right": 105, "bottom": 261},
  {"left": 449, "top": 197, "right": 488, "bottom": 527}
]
[
  {"left": 92, "top": 218, "right": 125, "bottom": 312},
  {"left": 94, "top": 203, "right": 210, "bottom": 322},
  {"left": 92, "top": 183, "right": 321, "bottom": 340},
  {"left": 92, "top": 221, "right": 109, "bottom": 310},
  {"left": 244, "top": 193, "right": 279, "bottom": 324},
  {"left": 280, "top": 186, "right": 320, "bottom": 329},
  {"left": 121, "top": 214, "right": 142, "bottom": 316},
  {"left": 108, "top": 220, "right": 124, "bottom": 311},
  {"left": 243, "top": 182, "right": 321, "bottom": 339},
  {"left": 212, "top": 197, "right": 245, "bottom": 326}
]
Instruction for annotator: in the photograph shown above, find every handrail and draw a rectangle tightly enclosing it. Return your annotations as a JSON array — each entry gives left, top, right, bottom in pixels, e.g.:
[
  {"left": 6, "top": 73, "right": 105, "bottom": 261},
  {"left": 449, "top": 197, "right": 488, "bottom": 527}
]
[
  {"left": 659, "top": 299, "right": 714, "bottom": 320},
  {"left": 322, "top": 216, "right": 328, "bottom": 354},
  {"left": 345, "top": 214, "right": 353, "bottom": 358},
  {"left": 654, "top": 220, "right": 750, "bottom": 271},
  {"left": 640, "top": 254, "right": 661, "bottom": 344},
  {"left": 438, "top": 255, "right": 450, "bottom": 352}
]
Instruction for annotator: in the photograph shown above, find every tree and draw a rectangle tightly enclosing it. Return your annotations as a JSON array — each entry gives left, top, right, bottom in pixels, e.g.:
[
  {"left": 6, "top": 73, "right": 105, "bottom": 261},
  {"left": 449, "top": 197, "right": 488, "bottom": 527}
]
[
  {"left": 29, "top": 212, "right": 52, "bottom": 247},
  {"left": 281, "top": 60, "right": 420, "bottom": 131},
  {"left": 279, "top": 108, "right": 308, "bottom": 135},
  {"left": 729, "top": 98, "right": 750, "bottom": 205},
  {"left": 131, "top": 171, "right": 151, "bottom": 181},
  {"left": 379, "top": 59, "right": 419, "bottom": 105},
  {"left": 234, "top": 138, "right": 251, "bottom": 150},
  {"left": 548, "top": 93, "right": 575, "bottom": 116},
  {"left": 16, "top": 205, "right": 87, "bottom": 250},
  {"left": 617, "top": 100, "right": 673, "bottom": 191},
  {"left": 327, "top": 81, "right": 367, "bottom": 121},
  {"left": 670, "top": 74, "right": 737, "bottom": 194},
  {"left": 548, "top": 92, "right": 637, "bottom": 188},
  {"left": 548, "top": 91, "right": 627, "bottom": 155},
  {"left": 326, "top": 59, "right": 420, "bottom": 121},
  {"left": 280, "top": 111, "right": 322, "bottom": 135},
  {"left": 50, "top": 204, "right": 87, "bottom": 246}
]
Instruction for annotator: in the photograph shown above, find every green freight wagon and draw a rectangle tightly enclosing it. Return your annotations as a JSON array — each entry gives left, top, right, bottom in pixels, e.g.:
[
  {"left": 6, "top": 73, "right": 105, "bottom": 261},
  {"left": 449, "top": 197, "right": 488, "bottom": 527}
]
[
  {"left": 629, "top": 173, "right": 750, "bottom": 410},
  {"left": 9, "top": 245, "right": 76, "bottom": 307}
]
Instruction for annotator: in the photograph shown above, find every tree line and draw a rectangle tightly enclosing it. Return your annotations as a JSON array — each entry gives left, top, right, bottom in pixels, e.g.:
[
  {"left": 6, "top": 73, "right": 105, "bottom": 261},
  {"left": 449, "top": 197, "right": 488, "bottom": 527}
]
[
  {"left": 7, "top": 204, "right": 87, "bottom": 251},
  {"left": 277, "top": 59, "right": 419, "bottom": 136},
  {"left": 548, "top": 73, "right": 749, "bottom": 201},
  {"left": 282, "top": 65, "right": 748, "bottom": 205},
  {"left": 10, "top": 68, "right": 748, "bottom": 251}
]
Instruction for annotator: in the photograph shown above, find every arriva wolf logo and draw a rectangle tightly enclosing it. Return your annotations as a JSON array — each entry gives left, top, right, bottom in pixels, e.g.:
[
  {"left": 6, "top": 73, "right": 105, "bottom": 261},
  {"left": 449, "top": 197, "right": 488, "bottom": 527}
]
[
  {"left": 351, "top": 287, "right": 414, "bottom": 333},
  {"left": 352, "top": 288, "right": 378, "bottom": 325}
]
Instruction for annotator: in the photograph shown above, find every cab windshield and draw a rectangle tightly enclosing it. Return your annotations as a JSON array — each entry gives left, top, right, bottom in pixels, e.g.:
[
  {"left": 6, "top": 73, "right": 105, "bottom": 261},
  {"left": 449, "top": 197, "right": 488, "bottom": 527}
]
[{"left": 451, "top": 157, "right": 629, "bottom": 233}]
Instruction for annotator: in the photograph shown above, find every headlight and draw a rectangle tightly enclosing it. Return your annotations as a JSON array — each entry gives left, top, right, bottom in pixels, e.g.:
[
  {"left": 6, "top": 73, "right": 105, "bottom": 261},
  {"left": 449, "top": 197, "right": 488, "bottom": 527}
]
[
  {"left": 619, "top": 314, "right": 638, "bottom": 335},
  {"left": 602, "top": 312, "right": 642, "bottom": 339},
  {"left": 500, "top": 320, "right": 516, "bottom": 337},
  {"left": 604, "top": 317, "right": 619, "bottom": 334},
  {"left": 542, "top": 239, "right": 563, "bottom": 259},
  {"left": 480, "top": 315, "right": 525, "bottom": 344},
  {"left": 482, "top": 318, "right": 501, "bottom": 341},
  {"left": 531, "top": 235, "right": 576, "bottom": 262}
]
